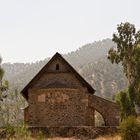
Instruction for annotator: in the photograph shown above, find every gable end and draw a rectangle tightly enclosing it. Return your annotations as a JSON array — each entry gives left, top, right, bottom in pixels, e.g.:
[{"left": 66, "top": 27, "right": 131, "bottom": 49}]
[{"left": 21, "top": 52, "right": 95, "bottom": 100}]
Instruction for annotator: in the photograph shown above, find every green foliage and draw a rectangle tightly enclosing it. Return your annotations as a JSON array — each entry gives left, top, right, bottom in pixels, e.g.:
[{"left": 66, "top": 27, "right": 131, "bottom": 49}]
[
  {"left": 119, "top": 116, "right": 140, "bottom": 140},
  {"left": 108, "top": 22, "right": 140, "bottom": 84},
  {"left": 0, "top": 58, "right": 26, "bottom": 126},
  {"left": 14, "top": 124, "right": 31, "bottom": 138},
  {"left": 37, "top": 130, "right": 46, "bottom": 140},
  {"left": 108, "top": 22, "right": 140, "bottom": 65},
  {"left": 4, "top": 124, "right": 31, "bottom": 139},
  {"left": 0, "top": 56, "right": 10, "bottom": 126},
  {"left": 109, "top": 23, "right": 140, "bottom": 138},
  {"left": 0, "top": 125, "right": 47, "bottom": 139},
  {"left": 115, "top": 89, "right": 136, "bottom": 120},
  {"left": 108, "top": 22, "right": 140, "bottom": 114},
  {"left": 0, "top": 123, "right": 48, "bottom": 139},
  {"left": 0, "top": 89, "right": 26, "bottom": 126},
  {"left": 0, "top": 57, "right": 9, "bottom": 101},
  {"left": 5, "top": 124, "right": 15, "bottom": 138}
]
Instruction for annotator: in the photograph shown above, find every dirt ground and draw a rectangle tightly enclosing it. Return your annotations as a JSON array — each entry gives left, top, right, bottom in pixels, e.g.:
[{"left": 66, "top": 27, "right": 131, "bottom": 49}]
[
  {"left": 47, "top": 136, "right": 121, "bottom": 140},
  {"left": 1, "top": 136, "right": 121, "bottom": 140}
]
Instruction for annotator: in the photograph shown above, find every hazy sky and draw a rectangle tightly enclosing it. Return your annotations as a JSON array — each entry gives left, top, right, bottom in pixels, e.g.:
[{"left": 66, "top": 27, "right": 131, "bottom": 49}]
[{"left": 0, "top": 0, "right": 140, "bottom": 63}]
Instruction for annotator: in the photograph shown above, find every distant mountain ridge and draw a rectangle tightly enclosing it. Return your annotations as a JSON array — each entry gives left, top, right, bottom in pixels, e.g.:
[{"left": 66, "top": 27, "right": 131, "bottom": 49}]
[
  {"left": 2, "top": 38, "right": 127, "bottom": 100},
  {"left": 65, "top": 38, "right": 115, "bottom": 67}
]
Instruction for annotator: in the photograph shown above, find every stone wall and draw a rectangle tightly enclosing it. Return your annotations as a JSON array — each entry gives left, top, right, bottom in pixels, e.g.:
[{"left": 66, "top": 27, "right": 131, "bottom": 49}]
[
  {"left": 23, "top": 55, "right": 120, "bottom": 127},
  {"left": 88, "top": 95, "right": 120, "bottom": 126},
  {"left": 28, "top": 88, "right": 90, "bottom": 127},
  {"left": 24, "top": 106, "right": 29, "bottom": 124},
  {"left": 25, "top": 56, "right": 97, "bottom": 127},
  {"left": 26, "top": 88, "right": 120, "bottom": 127}
]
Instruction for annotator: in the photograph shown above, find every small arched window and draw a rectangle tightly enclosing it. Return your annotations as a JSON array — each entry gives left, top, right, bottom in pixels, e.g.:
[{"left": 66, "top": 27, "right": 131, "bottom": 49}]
[{"left": 56, "top": 64, "right": 59, "bottom": 70}]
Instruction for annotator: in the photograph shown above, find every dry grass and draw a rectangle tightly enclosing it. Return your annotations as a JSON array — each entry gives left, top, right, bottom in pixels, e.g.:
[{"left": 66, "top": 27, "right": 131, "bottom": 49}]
[
  {"left": 47, "top": 138, "right": 79, "bottom": 140},
  {"left": 95, "top": 135, "right": 121, "bottom": 140},
  {"left": 47, "top": 136, "right": 121, "bottom": 140},
  {"left": 2, "top": 136, "right": 121, "bottom": 140}
]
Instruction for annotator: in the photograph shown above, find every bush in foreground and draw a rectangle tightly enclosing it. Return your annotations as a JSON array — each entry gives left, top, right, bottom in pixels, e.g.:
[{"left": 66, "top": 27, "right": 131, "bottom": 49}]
[
  {"left": 4, "top": 124, "right": 31, "bottom": 139},
  {"left": 119, "top": 116, "right": 140, "bottom": 140}
]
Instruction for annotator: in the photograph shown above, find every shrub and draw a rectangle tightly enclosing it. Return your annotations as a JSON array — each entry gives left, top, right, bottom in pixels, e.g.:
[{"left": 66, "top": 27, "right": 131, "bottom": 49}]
[
  {"left": 37, "top": 130, "right": 46, "bottom": 140},
  {"left": 4, "top": 124, "right": 31, "bottom": 139},
  {"left": 5, "top": 124, "right": 15, "bottom": 138},
  {"left": 14, "top": 124, "right": 31, "bottom": 139},
  {"left": 119, "top": 116, "right": 140, "bottom": 140}
]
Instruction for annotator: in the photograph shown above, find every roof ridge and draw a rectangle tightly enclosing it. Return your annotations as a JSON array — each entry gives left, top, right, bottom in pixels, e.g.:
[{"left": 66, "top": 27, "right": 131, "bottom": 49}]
[{"left": 21, "top": 52, "right": 95, "bottom": 100}]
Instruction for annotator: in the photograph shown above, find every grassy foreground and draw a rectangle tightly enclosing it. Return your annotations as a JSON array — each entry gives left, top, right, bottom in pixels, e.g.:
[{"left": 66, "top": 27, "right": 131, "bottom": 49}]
[
  {"left": 0, "top": 125, "right": 121, "bottom": 140},
  {"left": 1, "top": 136, "right": 121, "bottom": 140}
]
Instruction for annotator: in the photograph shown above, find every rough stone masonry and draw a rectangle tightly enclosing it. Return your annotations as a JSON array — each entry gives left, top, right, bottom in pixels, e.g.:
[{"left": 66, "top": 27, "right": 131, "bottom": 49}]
[{"left": 21, "top": 52, "right": 120, "bottom": 127}]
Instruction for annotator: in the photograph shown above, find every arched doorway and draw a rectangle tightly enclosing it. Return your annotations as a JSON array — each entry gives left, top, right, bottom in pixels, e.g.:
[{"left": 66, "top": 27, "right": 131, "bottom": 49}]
[
  {"left": 95, "top": 110, "right": 105, "bottom": 127},
  {"left": 88, "top": 95, "right": 120, "bottom": 126}
]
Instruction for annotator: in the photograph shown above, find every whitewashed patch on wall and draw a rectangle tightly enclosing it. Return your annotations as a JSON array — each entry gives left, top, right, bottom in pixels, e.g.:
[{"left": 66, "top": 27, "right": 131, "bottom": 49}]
[{"left": 38, "top": 94, "right": 46, "bottom": 102}]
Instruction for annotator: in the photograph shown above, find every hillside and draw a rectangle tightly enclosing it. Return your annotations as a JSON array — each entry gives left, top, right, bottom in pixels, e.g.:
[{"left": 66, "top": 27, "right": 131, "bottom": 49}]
[{"left": 2, "top": 38, "right": 127, "bottom": 100}]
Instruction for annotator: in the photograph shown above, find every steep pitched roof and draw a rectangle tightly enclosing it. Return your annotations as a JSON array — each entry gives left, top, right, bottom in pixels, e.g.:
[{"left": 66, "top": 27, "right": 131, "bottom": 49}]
[{"left": 21, "top": 52, "right": 95, "bottom": 100}]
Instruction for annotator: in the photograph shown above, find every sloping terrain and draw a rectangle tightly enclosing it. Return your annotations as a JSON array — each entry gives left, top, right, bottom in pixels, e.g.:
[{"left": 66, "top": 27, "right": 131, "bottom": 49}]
[{"left": 2, "top": 38, "right": 127, "bottom": 100}]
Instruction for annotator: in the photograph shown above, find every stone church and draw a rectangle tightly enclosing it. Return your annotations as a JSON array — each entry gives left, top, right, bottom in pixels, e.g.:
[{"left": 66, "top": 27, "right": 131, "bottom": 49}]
[{"left": 21, "top": 52, "right": 120, "bottom": 127}]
